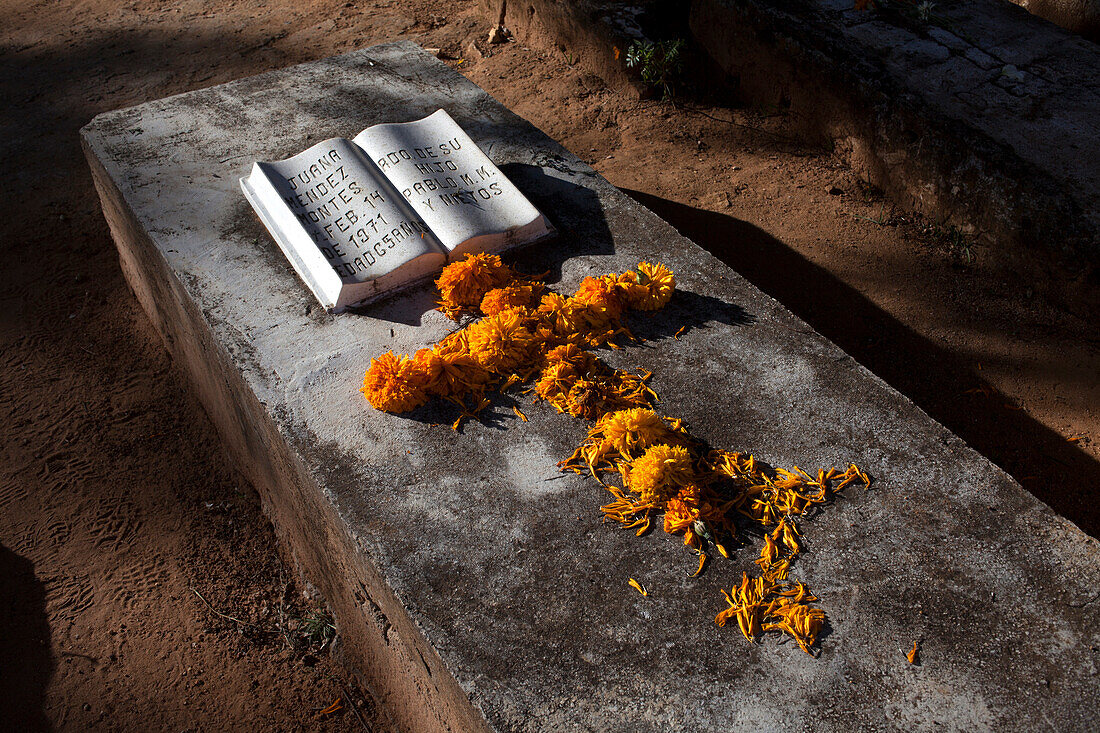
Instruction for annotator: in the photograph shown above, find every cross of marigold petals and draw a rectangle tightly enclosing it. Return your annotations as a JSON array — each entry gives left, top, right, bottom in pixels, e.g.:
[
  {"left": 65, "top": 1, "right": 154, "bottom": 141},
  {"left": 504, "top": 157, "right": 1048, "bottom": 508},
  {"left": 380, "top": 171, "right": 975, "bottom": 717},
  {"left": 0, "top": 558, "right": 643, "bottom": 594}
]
[{"left": 361, "top": 253, "right": 872, "bottom": 655}]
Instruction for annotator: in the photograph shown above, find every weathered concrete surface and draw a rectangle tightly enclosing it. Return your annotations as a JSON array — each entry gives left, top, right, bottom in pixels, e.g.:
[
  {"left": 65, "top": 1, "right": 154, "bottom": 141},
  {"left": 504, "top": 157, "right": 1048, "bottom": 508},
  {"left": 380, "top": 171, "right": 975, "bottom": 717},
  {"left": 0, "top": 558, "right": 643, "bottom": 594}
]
[
  {"left": 690, "top": 0, "right": 1100, "bottom": 272},
  {"left": 83, "top": 42, "right": 1100, "bottom": 731}
]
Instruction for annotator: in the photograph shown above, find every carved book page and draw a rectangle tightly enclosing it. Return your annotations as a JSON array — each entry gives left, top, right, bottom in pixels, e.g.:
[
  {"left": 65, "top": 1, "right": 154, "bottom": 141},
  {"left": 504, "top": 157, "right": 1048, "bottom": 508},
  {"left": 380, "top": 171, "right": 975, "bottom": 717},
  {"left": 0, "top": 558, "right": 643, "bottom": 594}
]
[
  {"left": 353, "top": 109, "right": 551, "bottom": 256},
  {"left": 241, "top": 138, "right": 445, "bottom": 310}
]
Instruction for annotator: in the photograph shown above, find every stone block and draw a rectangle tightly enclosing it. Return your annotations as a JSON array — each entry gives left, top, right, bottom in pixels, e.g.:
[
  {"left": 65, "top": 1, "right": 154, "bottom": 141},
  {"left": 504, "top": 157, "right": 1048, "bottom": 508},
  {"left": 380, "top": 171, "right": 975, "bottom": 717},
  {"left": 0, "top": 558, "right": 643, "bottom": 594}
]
[
  {"left": 926, "top": 26, "right": 970, "bottom": 52},
  {"left": 83, "top": 42, "right": 1100, "bottom": 731},
  {"left": 965, "top": 46, "right": 1002, "bottom": 70}
]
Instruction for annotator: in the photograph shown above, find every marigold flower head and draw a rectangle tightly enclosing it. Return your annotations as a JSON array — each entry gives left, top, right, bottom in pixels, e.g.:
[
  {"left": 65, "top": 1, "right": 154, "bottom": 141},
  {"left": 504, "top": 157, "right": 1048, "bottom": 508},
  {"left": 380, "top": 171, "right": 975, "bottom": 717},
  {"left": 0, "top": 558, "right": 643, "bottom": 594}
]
[
  {"left": 573, "top": 275, "right": 625, "bottom": 320},
  {"left": 626, "top": 262, "right": 675, "bottom": 311},
  {"left": 360, "top": 351, "right": 430, "bottom": 413},
  {"left": 663, "top": 484, "right": 729, "bottom": 549},
  {"left": 434, "top": 329, "right": 472, "bottom": 358},
  {"left": 663, "top": 496, "right": 697, "bottom": 536},
  {"left": 416, "top": 346, "right": 491, "bottom": 398},
  {"left": 411, "top": 347, "right": 444, "bottom": 384},
  {"left": 593, "top": 408, "right": 675, "bottom": 462},
  {"left": 543, "top": 343, "right": 596, "bottom": 374},
  {"left": 559, "top": 300, "right": 622, "bottom": 346},
  {"left": 480, "top": 283, "right": 542, "bottom": 316},
  {"left": 536, "top": 293, "right": 595, "bottom": 344},
  {"left": 464, "top": 308, "right": 536, "bottom": 373},
  {"left": 564, "top": 378, "right": 603, "bottom": 419},
  {"left": 535, "top": 360, "right": 580, "bottom": 406},
  {"left": 537, "top": 291, "right": 569, "bottom": 316},
  {"left": 435, "top": 253, "right": 516, "bottom": 317},
  {"left": 626, "top": 443, "right": 695, "bottom": 503}
]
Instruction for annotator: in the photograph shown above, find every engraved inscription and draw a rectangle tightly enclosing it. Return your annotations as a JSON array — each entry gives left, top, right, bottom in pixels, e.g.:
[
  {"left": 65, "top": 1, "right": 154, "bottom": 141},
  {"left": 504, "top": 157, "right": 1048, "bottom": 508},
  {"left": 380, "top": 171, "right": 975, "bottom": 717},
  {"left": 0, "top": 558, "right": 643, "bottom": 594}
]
[{"left": 263, "top": 139, "right": 436, "bottom": 282}]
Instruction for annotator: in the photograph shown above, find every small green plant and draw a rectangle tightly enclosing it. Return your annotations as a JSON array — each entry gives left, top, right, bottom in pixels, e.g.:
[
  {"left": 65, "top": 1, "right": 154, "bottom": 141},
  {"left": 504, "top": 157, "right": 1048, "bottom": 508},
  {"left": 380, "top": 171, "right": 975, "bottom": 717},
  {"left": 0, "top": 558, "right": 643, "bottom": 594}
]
[
  {"left": 301, "top": 610, "right": 338, "bottom": 650},
  {"left": 922, "top": 222, "right": 975, "bottom": 265},
  {"left": 624, "top": 38, "right": 685, "bottom": 100},
  {"left": 914, "top": 0, "right": 937, "bottom": 22},
  {"left": 854, "top": 0, "right": 953, "bottom": 29}
]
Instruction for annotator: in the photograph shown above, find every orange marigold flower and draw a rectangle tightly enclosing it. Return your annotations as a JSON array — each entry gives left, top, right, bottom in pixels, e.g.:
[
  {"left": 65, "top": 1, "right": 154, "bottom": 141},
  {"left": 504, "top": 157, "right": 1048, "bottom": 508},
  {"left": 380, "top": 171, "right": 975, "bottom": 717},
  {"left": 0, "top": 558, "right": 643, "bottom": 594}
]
[
  {"left": 560, "top": 405, "right": 674, "bottom": 477},
  {"left": 434, "top": 329, "right": 472, "bottom": 358},
  {"left": 594, "top": 408, "right": 675, "bottom": 462},
  {"left": 534, "top": 292, "right": 584, "bottom": 345},
  {"left": 613, "top": 270, "right": 648, "bottom": 307},
  {"left": 663, "top": 496, "right": 697, "bottom": 536},
  {"left": 537, "top": 292, "right": 602, "bottom": 343},
  {"left": 573, "top": 275, "right": 625, "bottom": 320},
  {"left": 626, "top": 443, "right": 695, "bottom": 503},
  {"left": 435, "top": 253, "right": 515, "bottom": 317},
  {"left": 564, "top": 302, "right": 615, "bottom": 341},
  {"left": 480, "top": 283, "right": 543, "bottom": 316},
  {"left": 543, "top": 343, "right": 596, "bottom": 373},
  {"left": 464, "top": 308, "right": 536, "bottom": 373},
  {"left": 535, "top": 360, "right": 580, "bottom": 405},
  {"left": 417, "top": 346, "right": 491, "bottom": 398},
  {"left": 564, "top": 378, "right": 603, "bottom": 419},
  {"left": 628, "top": 262, "right": 675, "bottom": 311},
  {"left": 411, "top": 347, "right": 444, "bottom": 385},
  {"left": 664, "top": 484, "right": 730, "bottom": 549},
  {"left": 360, "top": 351, "right": 431, "bottom": 413},
  {"left": 537, "top": 291, "right": 569, "bottom": 316}
]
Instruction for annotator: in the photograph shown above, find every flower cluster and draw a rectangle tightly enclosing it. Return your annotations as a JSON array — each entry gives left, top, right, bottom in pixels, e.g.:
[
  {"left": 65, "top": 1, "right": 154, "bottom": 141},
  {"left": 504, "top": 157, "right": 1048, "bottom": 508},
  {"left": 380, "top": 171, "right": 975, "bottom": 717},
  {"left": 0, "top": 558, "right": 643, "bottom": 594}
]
[
  {"left": 561, "top": 402, "right": 869, "bottom": 652},
  {"left": 360, "top": 254, "right": 675, "bottom": 428}
]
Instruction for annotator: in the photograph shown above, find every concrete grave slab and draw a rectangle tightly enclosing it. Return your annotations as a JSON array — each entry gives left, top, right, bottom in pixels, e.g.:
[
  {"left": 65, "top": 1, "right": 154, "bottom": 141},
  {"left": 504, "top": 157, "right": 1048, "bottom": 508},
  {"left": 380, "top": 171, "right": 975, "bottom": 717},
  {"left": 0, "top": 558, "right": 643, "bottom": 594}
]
[{"left": 83, "top": 42, "right": 1100, "bottom": 731}]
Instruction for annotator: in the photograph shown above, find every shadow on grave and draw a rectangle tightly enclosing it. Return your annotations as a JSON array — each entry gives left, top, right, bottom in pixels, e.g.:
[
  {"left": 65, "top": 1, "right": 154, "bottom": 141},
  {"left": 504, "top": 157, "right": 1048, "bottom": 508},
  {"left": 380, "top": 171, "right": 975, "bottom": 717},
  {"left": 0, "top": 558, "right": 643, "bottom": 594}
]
[{"left": 622, "top": 187, "right": 1100, "bottom": 538}]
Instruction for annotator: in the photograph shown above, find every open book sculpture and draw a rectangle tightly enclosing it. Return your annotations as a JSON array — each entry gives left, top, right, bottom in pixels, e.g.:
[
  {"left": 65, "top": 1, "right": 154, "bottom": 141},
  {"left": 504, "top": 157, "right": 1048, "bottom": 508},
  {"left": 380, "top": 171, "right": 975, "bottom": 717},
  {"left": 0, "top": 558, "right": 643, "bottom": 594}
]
[{"left": 241, "top": 109, "right": 554, "bottom": 311}]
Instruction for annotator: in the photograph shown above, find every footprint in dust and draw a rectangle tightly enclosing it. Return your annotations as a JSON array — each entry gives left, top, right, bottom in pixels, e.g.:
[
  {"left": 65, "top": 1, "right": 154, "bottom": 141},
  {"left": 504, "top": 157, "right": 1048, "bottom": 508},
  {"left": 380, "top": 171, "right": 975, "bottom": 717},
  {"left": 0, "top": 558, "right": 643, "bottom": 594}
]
[
  {"left": 8, "top": 521, "right": 45, "bottom": 559},
  {"left": 103, "top": 560, "right": 172, "bottom": 612},
  {"left": 40, "top": 450, "right": 97, "bottom": 492},
  {"left": 44, "top": 571, "right": 95, "bottom": 620},
  {"left": 45, "top": 516, "right": 72, "bottom": 547},
  {"left": 0, "top": 482, "right": 31, "bottom": 512},
  {"left": 108, "top": 370, "right": 159, "bottom": 417},
  {"left": 8, "top": 516, "right": 72, "bottom": 564},
  {"left": 87, "top": 498, "right": 145, "bottom": 552}
]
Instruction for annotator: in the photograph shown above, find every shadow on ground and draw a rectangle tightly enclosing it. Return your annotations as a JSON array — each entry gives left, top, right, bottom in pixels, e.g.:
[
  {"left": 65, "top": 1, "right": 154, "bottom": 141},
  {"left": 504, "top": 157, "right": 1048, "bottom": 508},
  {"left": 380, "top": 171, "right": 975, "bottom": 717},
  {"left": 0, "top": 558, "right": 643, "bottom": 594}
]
[
  {"left": 624, "top": 188, "right": 1100, "bottom": 537},
  {"left": 0, "top": 544, "right": 52, "bottom": 732}
]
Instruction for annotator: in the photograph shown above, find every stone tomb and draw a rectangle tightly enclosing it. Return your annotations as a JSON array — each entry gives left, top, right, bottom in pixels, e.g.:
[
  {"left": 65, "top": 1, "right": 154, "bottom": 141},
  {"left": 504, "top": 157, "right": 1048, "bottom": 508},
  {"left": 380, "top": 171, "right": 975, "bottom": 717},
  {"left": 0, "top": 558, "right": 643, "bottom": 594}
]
[{"left": 82, "top": 42, "right": 1100, "bottom": 731}]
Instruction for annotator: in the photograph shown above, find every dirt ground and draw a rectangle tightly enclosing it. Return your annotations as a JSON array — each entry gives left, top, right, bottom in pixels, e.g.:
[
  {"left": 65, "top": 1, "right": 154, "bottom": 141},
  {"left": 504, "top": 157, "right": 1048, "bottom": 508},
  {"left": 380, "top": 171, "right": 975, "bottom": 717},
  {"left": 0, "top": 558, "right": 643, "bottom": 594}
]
[{"left": 1, "top": 0, "right": 1097, "bottom": 730}]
